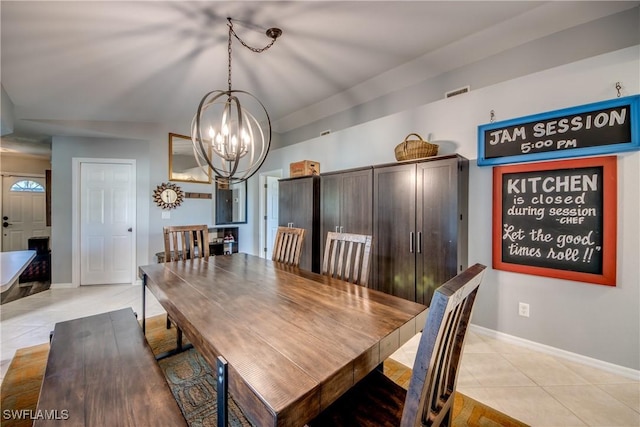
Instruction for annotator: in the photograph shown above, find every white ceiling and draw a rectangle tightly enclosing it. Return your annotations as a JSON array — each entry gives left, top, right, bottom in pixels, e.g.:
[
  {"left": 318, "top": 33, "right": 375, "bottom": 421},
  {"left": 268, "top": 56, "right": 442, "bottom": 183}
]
[{"left": 1, "top": 1, "right": 638, "bottom": 156}]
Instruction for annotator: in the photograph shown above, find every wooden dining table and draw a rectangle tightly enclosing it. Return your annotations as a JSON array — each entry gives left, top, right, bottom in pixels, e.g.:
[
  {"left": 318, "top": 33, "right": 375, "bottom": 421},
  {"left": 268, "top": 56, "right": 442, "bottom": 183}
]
[{"left": 138, "top": 253, "right": 427, "bottom": 427}]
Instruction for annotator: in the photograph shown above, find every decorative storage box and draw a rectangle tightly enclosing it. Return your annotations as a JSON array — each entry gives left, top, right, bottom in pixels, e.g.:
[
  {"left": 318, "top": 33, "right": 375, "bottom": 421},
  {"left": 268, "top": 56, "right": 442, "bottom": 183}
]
[{"left": 290, "top": 160, "right": 320, "bottom": 177}]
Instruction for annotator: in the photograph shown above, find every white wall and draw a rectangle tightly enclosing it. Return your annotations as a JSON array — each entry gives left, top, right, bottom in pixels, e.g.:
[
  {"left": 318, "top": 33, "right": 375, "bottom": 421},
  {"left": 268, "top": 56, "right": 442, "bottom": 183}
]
[{"left": 246, "top": 46, "right": 640, "bottom": 370}]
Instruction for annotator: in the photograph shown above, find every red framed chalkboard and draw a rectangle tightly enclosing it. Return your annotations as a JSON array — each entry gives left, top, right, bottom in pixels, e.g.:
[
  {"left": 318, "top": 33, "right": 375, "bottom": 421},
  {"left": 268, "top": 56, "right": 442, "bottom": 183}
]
[{"left": 493, "top": 156, "right": 617, "bottom": 286}]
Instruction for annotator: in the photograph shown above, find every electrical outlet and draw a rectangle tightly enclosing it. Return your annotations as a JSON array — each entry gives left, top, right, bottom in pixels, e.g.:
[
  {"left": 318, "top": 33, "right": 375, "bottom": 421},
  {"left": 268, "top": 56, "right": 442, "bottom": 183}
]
[{"left": 518, "top": 302, "right": 530, "bottom": 318}]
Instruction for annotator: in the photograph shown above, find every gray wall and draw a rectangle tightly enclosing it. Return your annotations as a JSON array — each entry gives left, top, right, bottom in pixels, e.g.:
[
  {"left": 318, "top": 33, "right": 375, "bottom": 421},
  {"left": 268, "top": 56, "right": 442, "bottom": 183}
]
[{"left": 51, "top": 136, "right": 151, "bottom": 284}]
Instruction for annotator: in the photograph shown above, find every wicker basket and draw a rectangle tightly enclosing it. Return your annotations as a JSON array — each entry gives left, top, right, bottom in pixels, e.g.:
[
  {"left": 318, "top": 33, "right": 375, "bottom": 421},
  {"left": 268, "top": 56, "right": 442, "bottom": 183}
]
[{"left": 394, "top": 133, "right": 438, "bottom": 161}]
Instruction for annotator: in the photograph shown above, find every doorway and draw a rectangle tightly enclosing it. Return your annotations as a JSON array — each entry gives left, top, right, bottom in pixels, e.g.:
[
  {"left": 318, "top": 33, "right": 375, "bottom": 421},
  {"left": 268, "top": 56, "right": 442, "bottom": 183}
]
[
  {"left": 1, "top": 175, "right": 49, "bottom": 251},
  {"left": 72, "top": 159, "right": 136, "bottom": 286},
  {"left": 259, "top": 170, "right": 282, "bottom": 259}
]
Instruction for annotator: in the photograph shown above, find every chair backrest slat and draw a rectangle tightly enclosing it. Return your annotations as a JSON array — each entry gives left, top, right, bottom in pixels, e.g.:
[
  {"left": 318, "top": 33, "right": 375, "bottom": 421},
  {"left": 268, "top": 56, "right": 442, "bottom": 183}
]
[
  {"left": 272, "top": 227, "right": 306, "bottom": 267},
  {"left": 322, "top": 232, "right": 373, "bottom": 286},
  {"left": 163, "top": 225, "right": 210, "bottom": 262},
  {"left": 400, "top": 263, "right": 485, "bottom": 427}
]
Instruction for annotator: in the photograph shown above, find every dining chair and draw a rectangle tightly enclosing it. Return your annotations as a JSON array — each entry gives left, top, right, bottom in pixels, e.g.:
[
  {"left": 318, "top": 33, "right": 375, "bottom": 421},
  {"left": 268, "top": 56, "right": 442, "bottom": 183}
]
[
  {"left": 163, "top": 224, "right": 210, "bottom": 262},
  {"left": 322, "top": 231, "right": 373, "bottom": 286},
  {"left": 162, "top": 225, "right": 209, "bottom": 333},
  {"left": 308, "top": 263, "right": 486, "bottom": 427},
  {"left": 272, "top": 226, "right": 306, "bottom": 266}
]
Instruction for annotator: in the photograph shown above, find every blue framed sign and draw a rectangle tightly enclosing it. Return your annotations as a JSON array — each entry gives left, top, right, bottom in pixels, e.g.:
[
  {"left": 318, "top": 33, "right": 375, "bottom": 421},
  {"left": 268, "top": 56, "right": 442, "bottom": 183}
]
[{"left": 477, "top": 95, "right": 639, "bottom": 166}]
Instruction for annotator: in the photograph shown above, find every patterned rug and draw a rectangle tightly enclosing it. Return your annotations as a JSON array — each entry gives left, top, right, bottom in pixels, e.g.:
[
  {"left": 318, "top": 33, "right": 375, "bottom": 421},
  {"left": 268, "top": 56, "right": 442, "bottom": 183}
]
[
  {"left": 158, "top": 348, "right": 253, "bottom": 427},
  {"left": 1, "top": 314, "right": 528, "bottom": 427}
]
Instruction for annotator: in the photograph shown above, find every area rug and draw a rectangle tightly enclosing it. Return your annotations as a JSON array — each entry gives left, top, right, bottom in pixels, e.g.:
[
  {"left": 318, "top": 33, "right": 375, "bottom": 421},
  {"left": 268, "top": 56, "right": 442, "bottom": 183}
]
[{"left": 1, "top": 314, "right": 528, "bottom": 427}]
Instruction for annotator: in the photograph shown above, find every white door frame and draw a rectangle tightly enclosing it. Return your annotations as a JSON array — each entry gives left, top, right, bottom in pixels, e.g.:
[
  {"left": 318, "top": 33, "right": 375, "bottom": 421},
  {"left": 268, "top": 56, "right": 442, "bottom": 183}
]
[
  {"left": 72, "top": 158, "right": 137, "bottom": 287},
  {"left": 259, "top": 169, "right": 282, "bottom": 259}
]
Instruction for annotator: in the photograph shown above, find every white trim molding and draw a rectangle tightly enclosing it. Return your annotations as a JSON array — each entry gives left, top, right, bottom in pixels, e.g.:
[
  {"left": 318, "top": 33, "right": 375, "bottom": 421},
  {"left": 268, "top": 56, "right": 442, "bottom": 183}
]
[{"left": 49, "top": 282, "right": 78, "bottom": 289}]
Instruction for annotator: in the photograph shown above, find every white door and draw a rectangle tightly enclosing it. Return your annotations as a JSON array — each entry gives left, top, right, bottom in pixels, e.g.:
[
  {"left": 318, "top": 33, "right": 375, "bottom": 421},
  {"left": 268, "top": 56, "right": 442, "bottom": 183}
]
[
  {"left": 80, "top": 162, "right": 134, "bottom": 285},
  {"left": 265, "top": 176, "right": 279, "bottom": 259},
  {"left": 1, "top": 176, "right": 49, "bottom": 251}
]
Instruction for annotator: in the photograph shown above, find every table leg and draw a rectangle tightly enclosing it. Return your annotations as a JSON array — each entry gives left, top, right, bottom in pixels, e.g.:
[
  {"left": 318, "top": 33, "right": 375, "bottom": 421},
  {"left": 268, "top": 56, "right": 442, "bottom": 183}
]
[
  {"left": 142, "top": 274, "right": 147, "bottom": 334},
  {"left": 217, "top": 356, "right": 228, "bottom": 427}
]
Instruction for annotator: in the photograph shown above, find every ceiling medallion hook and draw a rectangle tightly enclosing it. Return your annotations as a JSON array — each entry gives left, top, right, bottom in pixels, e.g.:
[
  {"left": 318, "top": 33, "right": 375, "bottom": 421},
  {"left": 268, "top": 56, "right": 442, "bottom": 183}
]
[
  {"left": 191, "top": 18, "right": 282, "bottom": 185},
  {"left": 266, "top": 28, "right": 283, "bottom": 40}
]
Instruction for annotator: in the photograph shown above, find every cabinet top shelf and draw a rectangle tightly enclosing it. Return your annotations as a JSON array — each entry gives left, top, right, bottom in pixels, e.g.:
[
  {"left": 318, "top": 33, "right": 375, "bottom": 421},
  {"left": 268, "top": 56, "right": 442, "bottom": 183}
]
[
  {"left": 279, "top": 175, "right": 321, "bottom": 182},
  {"left": 374, "top": 153, "right": 466, "bottom": 170},
  {"left": 315, "top": 154, "right": 468, "bottom": 177}
]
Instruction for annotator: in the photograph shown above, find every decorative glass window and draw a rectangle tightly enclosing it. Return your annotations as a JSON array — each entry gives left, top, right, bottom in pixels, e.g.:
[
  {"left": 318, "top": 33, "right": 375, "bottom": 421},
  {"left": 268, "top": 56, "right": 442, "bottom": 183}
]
[{"left": 10, "top": 180, "right": 45, "bottom": 192}]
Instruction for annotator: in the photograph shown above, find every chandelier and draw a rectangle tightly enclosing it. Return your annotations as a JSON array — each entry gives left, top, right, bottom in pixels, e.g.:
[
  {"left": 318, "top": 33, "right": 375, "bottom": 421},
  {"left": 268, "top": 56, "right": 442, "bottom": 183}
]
[{"left": 191, "top": 18, "right": 282, "bottom": 185}]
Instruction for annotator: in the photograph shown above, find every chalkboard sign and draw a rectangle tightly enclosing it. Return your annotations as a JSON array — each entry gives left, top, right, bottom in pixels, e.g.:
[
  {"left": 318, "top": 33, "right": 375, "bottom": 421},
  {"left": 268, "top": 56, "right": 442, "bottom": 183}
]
[
  {"left": 478, "top": 95, "right": 639, "bottom": 166},
  {"left": 493, "top": 156, "right": 617, "bottom": 286}
]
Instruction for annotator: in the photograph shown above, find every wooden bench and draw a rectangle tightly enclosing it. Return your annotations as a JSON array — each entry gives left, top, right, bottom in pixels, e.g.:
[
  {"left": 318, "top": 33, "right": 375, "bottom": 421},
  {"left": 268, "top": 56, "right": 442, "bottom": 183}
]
[{"left": 34, "top": 308, "right": 186, "bottom": 426}]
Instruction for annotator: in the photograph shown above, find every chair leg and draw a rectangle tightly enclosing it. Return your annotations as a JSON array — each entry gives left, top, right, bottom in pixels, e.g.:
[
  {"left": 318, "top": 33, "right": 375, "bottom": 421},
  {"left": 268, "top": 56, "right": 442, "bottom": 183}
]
[{"left": 443, "top": 406, "right": 452, "bottom": 427}]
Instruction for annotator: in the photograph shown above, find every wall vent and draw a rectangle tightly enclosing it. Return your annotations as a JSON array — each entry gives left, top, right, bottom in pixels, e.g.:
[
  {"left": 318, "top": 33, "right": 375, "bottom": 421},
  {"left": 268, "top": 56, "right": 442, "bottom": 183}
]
[{"left": 445, "top": 86, "right": 470, "bottom": 98}]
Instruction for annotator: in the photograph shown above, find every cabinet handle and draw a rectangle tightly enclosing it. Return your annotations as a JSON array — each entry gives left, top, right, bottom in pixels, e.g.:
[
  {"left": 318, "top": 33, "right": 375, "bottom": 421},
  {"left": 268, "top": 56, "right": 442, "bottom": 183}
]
[
  {"left": 410, "top": 232, "right": 414, "bottom": 253},
  {"left": 417, "top": 232, "right": 422, "bottom": 253}
]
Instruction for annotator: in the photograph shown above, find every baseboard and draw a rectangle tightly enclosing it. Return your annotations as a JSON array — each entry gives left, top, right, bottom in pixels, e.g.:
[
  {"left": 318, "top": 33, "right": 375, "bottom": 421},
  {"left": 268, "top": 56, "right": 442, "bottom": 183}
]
[
  {"left": 51, "top": 281, "right": 142, "bottom": 288},
  {"left": 49, "top": 282, "right": 77, "bottom": 289},
  {"left": 470, "top": 324, "right": 640, "bottom": 381}
]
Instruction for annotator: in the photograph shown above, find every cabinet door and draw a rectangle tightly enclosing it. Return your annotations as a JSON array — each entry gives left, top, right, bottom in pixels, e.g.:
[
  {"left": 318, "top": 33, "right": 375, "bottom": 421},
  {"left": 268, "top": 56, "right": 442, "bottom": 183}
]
[
  {"left": 320, "top": 174, "right": 341, "bottom": 247},
  {"left": 416, "top": 158, "right": 460, "bottom": 305},
  {"left": 340, "top": 169, "right": 373, "bottom": 236},
  {"left": 372, "top": 164, "right": 416, "bottom": 301},
  {"left": 278, "top": 177, "right": 319, "bottom": 272},
  {"left": 321, "top": 169, "right": 373, "bottom": 259},
  {"left": 279, "top": 179, "right": 310, "bottom": 229}
]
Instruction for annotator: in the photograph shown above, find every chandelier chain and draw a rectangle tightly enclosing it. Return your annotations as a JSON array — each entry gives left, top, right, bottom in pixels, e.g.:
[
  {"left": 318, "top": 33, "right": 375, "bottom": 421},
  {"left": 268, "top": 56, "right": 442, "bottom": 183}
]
[
  {"left": 228, "top": 21, "right": 233, "bottom": 92},
  {"left": 227, "top": 18, "right": 279, "bottom": 54},
  {"left": 226, "top": 18, "right": 279, "bottom": 93}
]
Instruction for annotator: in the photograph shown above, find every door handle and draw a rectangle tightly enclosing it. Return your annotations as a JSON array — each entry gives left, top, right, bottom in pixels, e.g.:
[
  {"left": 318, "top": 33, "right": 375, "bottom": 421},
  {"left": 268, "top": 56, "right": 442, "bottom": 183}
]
[
  {"left": 417, "top": 231, "right": 422, "bottom": 254},
  {"left": 2, "top": 222, "right": 11, "bottom": 228},
  {"left": 127, "top": 227, "right": 133, "bottom": 232},
  {"left": 410, "top": 232, "right": 414, "bottom": 253}
]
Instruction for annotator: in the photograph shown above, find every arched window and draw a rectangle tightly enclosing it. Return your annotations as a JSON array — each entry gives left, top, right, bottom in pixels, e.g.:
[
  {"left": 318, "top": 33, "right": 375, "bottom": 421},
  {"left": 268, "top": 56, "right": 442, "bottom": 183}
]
[{"left": 10, "top": 180, "right": 45, "bottom": 192}]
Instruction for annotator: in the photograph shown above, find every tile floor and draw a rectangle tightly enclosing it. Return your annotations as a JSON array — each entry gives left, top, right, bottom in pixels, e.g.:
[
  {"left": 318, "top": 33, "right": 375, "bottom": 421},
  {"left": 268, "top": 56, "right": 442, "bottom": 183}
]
[
  {"left": 1, "top": 284, "right": 638, "bottom": 426},
  {"left": 392, "top": 330, "right": 640, "bottom": 426}
]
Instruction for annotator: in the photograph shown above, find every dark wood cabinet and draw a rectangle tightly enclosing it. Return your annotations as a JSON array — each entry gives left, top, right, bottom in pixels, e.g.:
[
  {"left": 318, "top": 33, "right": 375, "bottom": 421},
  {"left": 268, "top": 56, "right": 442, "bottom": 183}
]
[
  {"left": 320, "top": 167, "right": 373, "bottom": 258},
  {"left": 278, "top": 176, "right": 321, "bottom": 272},
  {"left": 372, "top": 155, "right": 468, "bottom": 305}
]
